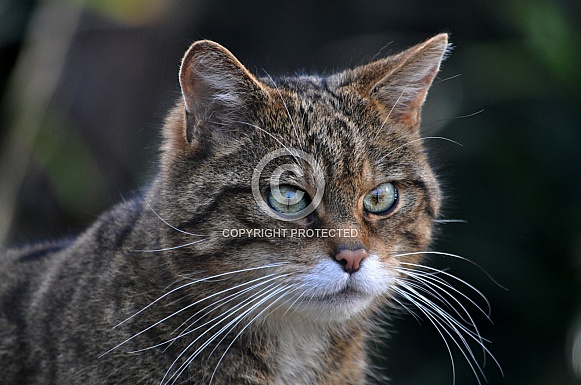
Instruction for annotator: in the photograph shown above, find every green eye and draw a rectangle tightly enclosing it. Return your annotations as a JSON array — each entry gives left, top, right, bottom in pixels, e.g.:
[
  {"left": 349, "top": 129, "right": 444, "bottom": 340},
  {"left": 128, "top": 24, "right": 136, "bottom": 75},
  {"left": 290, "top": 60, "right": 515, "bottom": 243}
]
[
  {"left": 267, "top": 185, "right": 309, "bottom": 214},
  {"left": 363, "top": 182, "right": 398, "bottom": 215}
]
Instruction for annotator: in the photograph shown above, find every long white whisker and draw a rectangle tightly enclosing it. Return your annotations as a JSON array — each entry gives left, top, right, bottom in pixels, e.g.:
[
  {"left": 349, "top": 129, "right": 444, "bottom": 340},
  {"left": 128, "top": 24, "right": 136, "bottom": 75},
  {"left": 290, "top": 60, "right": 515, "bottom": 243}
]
[
  {"left": 396, "top": 265, "right": 491, "bottom": 321},
  {"left": 99, "top": 264, "right": 288, "bottom": 358},
  {"left": 164, "top": 284, "right": 287, "bottom": 385},
  {"left": 395, "top": 283, "right": 483, "bottom": 385},
  {"left": 398, "top": 261, "right": 492, "bottom": 316},
  {"left": 112, "top": 263, "right": 287, "bottom": 329},
  {"left": 162, "top": 284, "right": 282, "bottom": 385},
  {"left": 208, "top": 284, "right": 299, "bottom": 385},
  {"left": 393, "top": 285, "right": 458, "bottom": 384},
  {"left": 394, "top": 251, "right": 508, "bottom": 291},
  {"left": 379, "top": 136, "right": 462, "bottom": 162},
  {"left": 378, "top": 90, "right": 406, "bottom": 133},
  {"left": 395, "top": 280, "right": 502, "bottom": 384},
  {"left": 263, "top": 71, "right": 304, "bottom": 152},
  {"left": 170, "top": 273, "right": 292, "bottom": 341},
  {"left": 397, "top": 274, "right": 490, "bottom": 369},
  {"left": 281, "top": 284, "right": 308, "bottom": 317},
  {"left": 129, "top": 280, "right": 286, "bottom": 353},
  {"left": 433, "top": 73, "right": 462, "bottom": 84},
  {"left": 141, "top": 194, "right": 204, "bottom": 237},
  {"left": 401, "top": 268, "right": 492, "bottom": 369},
  {"left": 397, "top": 269, "right": 481, "bottom": 327},
  {"left": 391, "top": 296, "right": 422, "bottom": 323},
  {"left": 423, "top": 109, "right": 485, "bottom": 129},
  {"left": 129, "top": 275, "right": 290, "bottom": 354},
  {"left": 136, "top": 238, "right": 208, "bottom": 253},
  {"left": 432, "top": 219, "right": 468, "bottom": 224},
  {"left": 206, "top": 284, "right": 296, "bottom": 361},
  {"left": 233, "top": 120, "right": 299, "bottom": 163},
  {"left": 397, "top": 260, "right": 504, "bottom": 375},
  {"left": 401, "top": 286, "right": 487, "bottom": 385}
]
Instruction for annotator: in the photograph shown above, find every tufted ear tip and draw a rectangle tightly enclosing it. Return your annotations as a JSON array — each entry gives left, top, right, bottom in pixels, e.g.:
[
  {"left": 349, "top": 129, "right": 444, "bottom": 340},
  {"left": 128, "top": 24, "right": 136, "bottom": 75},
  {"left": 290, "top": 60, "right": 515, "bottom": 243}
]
[{"left": 347, "top": 34, "right": 452, "bottom": 127}]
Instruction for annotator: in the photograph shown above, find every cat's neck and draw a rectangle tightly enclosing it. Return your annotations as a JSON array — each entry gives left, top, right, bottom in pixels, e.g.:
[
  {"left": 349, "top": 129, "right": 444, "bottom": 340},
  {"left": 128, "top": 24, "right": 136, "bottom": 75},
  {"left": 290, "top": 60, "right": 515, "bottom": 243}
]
[{"left": 260, "top": 310, "right": 369, "bottom": 384}]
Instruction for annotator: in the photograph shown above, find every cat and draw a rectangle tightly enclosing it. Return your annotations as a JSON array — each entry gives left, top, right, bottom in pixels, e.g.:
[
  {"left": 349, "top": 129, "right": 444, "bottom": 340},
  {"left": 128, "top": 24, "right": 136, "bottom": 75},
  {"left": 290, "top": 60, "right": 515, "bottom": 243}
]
[{"left": 0, "top": 33, "right": 494, "bottom": 384}]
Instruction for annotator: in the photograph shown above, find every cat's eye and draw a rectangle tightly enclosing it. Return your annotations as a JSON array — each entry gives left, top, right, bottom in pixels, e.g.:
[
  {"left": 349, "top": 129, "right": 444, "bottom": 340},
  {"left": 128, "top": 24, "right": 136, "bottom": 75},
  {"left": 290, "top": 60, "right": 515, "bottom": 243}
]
[
  {"left": 363, "top": 182, "right": 398, "bottom": 215},
  {"left": 267, "top": 185, "right": 309, "bottom": 215}
]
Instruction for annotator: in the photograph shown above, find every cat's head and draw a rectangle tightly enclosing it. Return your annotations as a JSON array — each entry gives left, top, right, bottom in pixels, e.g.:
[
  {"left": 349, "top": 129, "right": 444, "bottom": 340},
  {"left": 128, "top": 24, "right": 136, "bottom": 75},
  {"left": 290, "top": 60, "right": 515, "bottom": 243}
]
[{"left": 155, "top": 34, "right": 449, "bottom": 322}]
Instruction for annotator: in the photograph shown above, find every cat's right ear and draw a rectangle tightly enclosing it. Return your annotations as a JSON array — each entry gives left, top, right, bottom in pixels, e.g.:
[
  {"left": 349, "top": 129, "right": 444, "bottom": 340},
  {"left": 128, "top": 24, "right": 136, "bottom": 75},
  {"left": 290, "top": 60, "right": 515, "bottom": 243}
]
[
  {"left": 179, "top": 40, "right": 267, "bottom": 147},
  {"left": 345, "top": 34, "right": 450, "bottom": 128}
]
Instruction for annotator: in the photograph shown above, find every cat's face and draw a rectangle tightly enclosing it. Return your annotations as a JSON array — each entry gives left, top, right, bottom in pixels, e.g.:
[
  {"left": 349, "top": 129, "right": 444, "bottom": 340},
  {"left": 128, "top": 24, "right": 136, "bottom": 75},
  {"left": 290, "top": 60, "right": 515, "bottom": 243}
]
[{"left": 156, "top": 35, "right": 447, "bottom": 322}]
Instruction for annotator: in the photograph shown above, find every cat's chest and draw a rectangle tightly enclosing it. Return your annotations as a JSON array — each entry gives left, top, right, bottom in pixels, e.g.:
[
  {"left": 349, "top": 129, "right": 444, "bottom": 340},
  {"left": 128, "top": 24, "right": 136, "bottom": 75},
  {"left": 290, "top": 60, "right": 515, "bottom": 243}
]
[{"left": 271, "top": 322, "right": 329, "bottom": 385}]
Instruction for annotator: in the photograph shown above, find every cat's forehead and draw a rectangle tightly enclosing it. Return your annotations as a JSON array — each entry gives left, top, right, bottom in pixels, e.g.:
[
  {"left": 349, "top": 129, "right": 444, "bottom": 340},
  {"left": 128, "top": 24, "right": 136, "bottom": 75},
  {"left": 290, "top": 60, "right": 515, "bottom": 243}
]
[
  {"left": 262, "top": 75, "right": 368, "bottom": 136},
  {"left": 249, "top": 79, "right": 426, "bottom": 192},
  {"left": 257, "top": 75, "right": 418, "bottom": 165}
]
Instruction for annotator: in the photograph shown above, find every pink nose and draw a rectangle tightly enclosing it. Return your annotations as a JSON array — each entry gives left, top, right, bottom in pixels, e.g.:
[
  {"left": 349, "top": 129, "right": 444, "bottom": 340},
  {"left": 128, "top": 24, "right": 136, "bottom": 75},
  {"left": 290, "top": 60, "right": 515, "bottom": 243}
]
[{"left": 334, "top": 248, "right": 368, "bottom": 273}]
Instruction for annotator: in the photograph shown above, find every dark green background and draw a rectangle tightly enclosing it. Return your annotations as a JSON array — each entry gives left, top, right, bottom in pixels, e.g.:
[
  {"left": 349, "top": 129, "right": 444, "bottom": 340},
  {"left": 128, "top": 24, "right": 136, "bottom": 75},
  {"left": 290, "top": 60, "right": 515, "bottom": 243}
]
[{"left": 1, "top": 1, "right": 580, "bottom": 384}]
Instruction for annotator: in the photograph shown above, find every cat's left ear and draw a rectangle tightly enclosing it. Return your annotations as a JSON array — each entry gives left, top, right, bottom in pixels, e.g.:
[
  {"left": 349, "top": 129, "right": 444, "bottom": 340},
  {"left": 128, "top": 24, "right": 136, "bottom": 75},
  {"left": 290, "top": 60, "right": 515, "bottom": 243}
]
[
  {"left": 351, "top": 34, "right": 450, "bottom": 126},
  {"left": 179, "top": 40, "right": 267, "bottom": 146}
]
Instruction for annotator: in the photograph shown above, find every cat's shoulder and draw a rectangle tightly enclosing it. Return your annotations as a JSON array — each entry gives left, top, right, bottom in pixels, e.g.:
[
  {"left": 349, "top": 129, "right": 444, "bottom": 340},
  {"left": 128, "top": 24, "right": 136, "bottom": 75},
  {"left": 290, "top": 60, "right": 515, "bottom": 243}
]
[{"left": 1, "top": 238, "right": 73, "bottom": 264}]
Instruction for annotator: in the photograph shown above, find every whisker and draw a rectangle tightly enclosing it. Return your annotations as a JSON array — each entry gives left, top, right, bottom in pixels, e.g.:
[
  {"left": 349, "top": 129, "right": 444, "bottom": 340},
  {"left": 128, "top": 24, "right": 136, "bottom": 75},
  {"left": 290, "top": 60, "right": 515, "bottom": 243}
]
[
  {"left": 262, "top": 70, "right": 305, "bottom": 153},
  {"left": 131, "top": 280, "right": 283, "bottom": 355},
  {"left": 135, "top": 238, "right": 208, "bottom": 253},
  {"left": 396, "top": 268, "right": 483, "bottom": 326},
  {"left": 432, "top": 219, "right": 468, "bottom": 224},
  {"left": 396, "top": 264, "right": 492, "bottom": 319},
  {"left": 140, "top": 193, "right": 204, "bottom": 237},
  {"left": 233, "top": 120, "right": 299, "bottom": 163},
  {"left": 422, "top": 109, "right": 485, "bottom": 129},
  {"left": 99, "top": 264, "right": 288, "bottom": 357},
  {"left": 208, "top": 284, "right": 299, "bottom": 385},
  {"left": 394, "top": 276, "right": 503, "bottom": 384},
  {"left": 394, "top": 251, "right": 508, "bottom": 291},
  {"left": 118, "top": 263, "right": 287, "bottom": 327},
  {"left": 394, "top": 283, "right": 488, "bottom": 385},
  {"left": 281, "top": 284, "right": 309, "bottom": 317},
  {"left": 164, "top": 284, "right": 288, "bottom": 385},
  {"left": 391, "top": 296, "right": 422, "bottom": 323},
  {"left": 397, "top": 273, "right": 491, "bottom": 371},
  {"left": 378, "top": 136, "right": 463, "bottom": 162},
  {"left": 161, "top": 284, "right": 283, "bottom": 385},
  {"left": 434, "top": 73, "right": 462, "bottom": 84},
  {"left": 392, "top": 285, "right": 458, "bottom": 383},
  {"left": 378, "top": 90, "right": 406, "bottom": 134},
  {"left": 170, "top": 273, "right": 292, "bottom": 341},
  {"left": 369, "top": 40, "right": 394, "bottom": 62}
]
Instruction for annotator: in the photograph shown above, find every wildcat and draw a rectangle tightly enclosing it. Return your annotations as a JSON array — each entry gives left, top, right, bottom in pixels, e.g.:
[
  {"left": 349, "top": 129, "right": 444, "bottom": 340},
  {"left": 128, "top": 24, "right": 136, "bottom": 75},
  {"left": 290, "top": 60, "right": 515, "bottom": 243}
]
[{"left": 0, "top": 33, "right": 492, "bottom": 384}]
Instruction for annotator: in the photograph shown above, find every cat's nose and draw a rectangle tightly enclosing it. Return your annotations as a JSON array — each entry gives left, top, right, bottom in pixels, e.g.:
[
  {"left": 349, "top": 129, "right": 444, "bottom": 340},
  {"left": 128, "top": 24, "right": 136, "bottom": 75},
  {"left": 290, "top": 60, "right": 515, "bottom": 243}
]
[{"left": 333, "top": 245, "right": 368, "bottom": 274}]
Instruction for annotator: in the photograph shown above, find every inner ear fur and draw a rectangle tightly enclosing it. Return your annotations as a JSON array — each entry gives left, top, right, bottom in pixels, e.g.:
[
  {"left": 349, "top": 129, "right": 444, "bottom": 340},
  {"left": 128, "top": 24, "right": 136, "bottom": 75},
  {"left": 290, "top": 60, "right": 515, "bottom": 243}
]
[{"left": 178, "top": 40, "right": 268, "bottom": 146}]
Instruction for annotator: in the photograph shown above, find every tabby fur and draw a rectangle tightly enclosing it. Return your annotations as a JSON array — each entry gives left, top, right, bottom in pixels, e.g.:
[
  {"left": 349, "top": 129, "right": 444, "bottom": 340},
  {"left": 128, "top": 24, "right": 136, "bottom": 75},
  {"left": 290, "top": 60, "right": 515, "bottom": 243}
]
[{"left": 1, "top": 34, "right": 450, "bottom": 384}]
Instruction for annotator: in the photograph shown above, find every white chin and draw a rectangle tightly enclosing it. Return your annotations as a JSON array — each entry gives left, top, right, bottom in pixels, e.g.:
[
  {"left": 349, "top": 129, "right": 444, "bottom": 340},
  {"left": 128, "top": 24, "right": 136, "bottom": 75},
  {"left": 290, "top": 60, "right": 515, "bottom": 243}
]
[{"left": 293, "top": 255, "right": 392, "bottom": 321}]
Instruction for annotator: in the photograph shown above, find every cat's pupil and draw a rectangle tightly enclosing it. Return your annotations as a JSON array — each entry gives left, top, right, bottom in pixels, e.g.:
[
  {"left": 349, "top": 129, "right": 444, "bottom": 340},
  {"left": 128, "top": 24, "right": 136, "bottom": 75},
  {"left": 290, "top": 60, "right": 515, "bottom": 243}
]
[
  {"left": 373, "top": 191, "right": 381, "bottom": 204},
  {"left": 363, "top": 182, "right": 398, "bottom": 215},
  {"left": 283, "top": 190, "right": 296, "bottom": 203}
]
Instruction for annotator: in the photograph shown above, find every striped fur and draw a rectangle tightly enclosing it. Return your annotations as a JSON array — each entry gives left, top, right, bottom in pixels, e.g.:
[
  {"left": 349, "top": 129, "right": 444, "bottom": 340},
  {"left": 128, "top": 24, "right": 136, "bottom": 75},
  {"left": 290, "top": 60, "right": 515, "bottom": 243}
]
[{"left": 0, "top": 35, "right": 459, "bottom": 384}]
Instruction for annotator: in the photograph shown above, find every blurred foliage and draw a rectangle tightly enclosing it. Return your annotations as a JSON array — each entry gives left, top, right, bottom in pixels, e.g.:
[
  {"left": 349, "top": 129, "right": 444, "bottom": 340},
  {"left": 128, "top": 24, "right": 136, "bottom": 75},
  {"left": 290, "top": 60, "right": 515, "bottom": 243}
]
[
  {"left": 68, "top": 0, "right": 167, "bottom": 24},
  {"left": 508, "top": 0, "right": 581, "bottom": 94},
  {"left": 1, "top": 0, "right": 580, "bottom": 384},
  {"left": 35, "top": 109, "right": 106, "bottom": 216}
]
